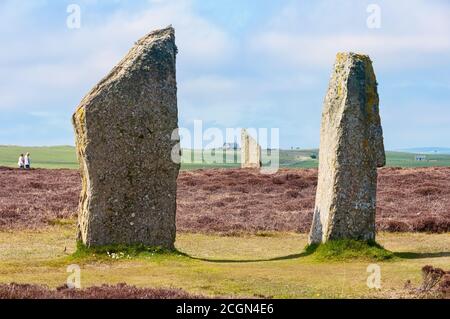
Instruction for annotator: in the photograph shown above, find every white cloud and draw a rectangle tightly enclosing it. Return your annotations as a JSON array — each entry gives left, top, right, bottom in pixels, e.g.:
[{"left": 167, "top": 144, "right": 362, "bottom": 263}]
[
  {"left": 178, "top": 71, "right": 321, "bottom": 129},
  {"left": 250, "top": 0, "right": 450, "bottom": 69},
  {"left": 0, "top": 0, "right": 236, "bottom": 110},
  {"left": 1, "top": 0, "right": 449, "bottom": 148},
  {"left": 251, "top": 33, "right": 450, "bottom": 69},
  {"left": 182, "top": 75, "right": 238, "bottom": 96}
]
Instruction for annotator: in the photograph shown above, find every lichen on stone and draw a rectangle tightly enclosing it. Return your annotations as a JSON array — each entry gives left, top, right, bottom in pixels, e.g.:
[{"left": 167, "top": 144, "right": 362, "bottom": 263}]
[
  {"left": 309, "top": 52, "right": 385, "bottom": 245},
  {"left": 72, "top": 26, "right": 179, "bottom": 248}
]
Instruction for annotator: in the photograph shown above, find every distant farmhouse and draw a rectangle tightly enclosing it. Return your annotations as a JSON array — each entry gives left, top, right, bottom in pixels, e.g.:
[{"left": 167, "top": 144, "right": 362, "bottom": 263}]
[
  {"left": 415, "top": 155, "right": 427, "bottom": 161},
  {"left": 223, "top": 142, "right": 239, "bottom": 150}
]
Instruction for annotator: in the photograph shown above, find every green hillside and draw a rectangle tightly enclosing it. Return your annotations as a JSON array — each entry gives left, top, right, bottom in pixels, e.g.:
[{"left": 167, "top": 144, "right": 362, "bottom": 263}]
[
  {"left": 385, "top": 151, "right": 450, "bottom": 167},
  {"left": 0, "top": 145, "right": 78, "bottom": 169},
  {"left": 1, "top": 145, "right": 450, "bottom": 170}
]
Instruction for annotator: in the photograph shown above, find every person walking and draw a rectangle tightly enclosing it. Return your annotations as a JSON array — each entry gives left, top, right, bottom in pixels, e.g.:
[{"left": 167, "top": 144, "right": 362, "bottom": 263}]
[
  {"left": 24, "top": 153, "right": 31, "bottom": 169},
  {"left": 18, "top": 154, "right": 25, "bottom": 169}
]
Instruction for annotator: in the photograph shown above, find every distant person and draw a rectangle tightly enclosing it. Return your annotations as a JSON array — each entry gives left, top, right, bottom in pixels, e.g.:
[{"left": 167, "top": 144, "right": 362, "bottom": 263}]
[
  {"left": 25, "top": 153, "right": 31, "bottom": 169},
  {"left": 18, "top": 154, "right": 25, "bottom": 169}
]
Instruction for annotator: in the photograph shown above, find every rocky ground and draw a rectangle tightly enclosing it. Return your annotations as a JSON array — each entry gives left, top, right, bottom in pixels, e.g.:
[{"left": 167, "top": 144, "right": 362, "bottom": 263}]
[{"left": 0, "top": 166, "right": 449, "bottom": 233}]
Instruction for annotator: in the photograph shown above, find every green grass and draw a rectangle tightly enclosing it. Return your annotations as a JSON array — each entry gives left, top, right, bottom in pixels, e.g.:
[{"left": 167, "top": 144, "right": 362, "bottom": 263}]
[
  {"left": 386, "top": 151, "right": 450, "bottom": 167},
  {"left": 305, "top": 240, "right": 395, "bottom": 262},
  {"left": 0, "top": 222, "right": 449, "bottom": 298},
  {"left": 1, "top": 145, "right": 450, "bottom": 170},
  {"left": 0, "top": 145, "right": 78, "bottom": 169},
  {"left": 71, "top": 241, "right": 182, "bottom": 262}
]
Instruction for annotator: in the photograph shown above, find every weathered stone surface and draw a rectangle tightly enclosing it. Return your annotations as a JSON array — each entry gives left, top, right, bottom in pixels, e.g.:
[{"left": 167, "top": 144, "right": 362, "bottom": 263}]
[
  {"left": 72, "top": 27, "right": 179, "bottom": 248},
  {"left": 241, "top": 129, "right": 261, "bottom": 169},
  {"left": 309, "top": 52, "right": 385, "bottom": 244}
]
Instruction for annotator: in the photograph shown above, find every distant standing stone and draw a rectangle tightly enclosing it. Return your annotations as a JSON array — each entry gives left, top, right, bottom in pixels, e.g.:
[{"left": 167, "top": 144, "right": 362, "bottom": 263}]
[
  {"left": 309, "top": 52, "right": 385, "bottom": 244},
  {"left": 241, "top": 129, "right": 262, "bottom": 169},
  {"left": 72, "top": 27, "right": 179, "bottom": 248}
]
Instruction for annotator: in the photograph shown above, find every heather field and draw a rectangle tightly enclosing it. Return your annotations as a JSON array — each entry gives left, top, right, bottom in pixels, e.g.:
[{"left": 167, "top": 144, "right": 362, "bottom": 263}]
[
  {"left": 0, "top": 166, "right": 449, "bottom": 233},
  {"left": 0, "top": 283, "right": 203, "bottom": 299}
]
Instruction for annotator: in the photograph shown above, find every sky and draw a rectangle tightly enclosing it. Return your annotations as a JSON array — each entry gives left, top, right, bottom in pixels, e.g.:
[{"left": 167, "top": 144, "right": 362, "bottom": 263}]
[{"left": 0, "top": 0, "right": 449, "bottom": 149}]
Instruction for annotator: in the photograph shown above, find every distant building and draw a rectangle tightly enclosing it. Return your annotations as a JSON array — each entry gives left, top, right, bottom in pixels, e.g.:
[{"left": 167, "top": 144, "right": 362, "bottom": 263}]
[
  {"left": 415, "top": 155, "right": 427, "bottom": 161},
  {"left": 223, "top": 142, "right": 238, "bottom": 150}
]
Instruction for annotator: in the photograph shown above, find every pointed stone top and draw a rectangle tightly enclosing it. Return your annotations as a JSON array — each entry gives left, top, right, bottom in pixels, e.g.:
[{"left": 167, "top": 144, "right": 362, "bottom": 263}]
[
  {"left": 75, "top": 26, "right": 177, "bottom": 111},
  {"left": 136, "top": 25, "right": 175, "bottom": 46},
  {"left": 334, "top": 52, "right": 375, "bottom": 74},
  {"left": 71, "top": 26, "right": 179, "bottom": 248},
  {"left": 336, "top": 52, "right": 371, "bottom": 62}
]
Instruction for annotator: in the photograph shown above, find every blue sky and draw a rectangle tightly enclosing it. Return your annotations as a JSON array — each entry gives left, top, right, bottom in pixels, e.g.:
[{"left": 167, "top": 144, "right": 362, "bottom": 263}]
[{"left": 1, "top": 0, "right": 449, "bottom": 149}]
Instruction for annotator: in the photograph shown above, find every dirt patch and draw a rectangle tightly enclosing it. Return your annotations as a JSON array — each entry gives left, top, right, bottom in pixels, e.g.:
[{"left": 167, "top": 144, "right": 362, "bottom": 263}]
[
  {"left": 0, "top": 283, "right": 203, "bottom": 299},
  {"left": 0, "top": 166, "right": 449, "bottom": 234}
]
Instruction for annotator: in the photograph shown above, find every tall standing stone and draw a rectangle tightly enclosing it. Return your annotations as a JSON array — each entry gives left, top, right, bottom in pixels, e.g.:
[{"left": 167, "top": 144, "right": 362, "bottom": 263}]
[
  {"left": 309, "top": 52, "right": 385, "bottom": 245},
  {"left": 72, "top": 27, "right": 179, "bottom": 249},
  {"left": 241, "top": 129, "right": 262, "bottom": 169}
]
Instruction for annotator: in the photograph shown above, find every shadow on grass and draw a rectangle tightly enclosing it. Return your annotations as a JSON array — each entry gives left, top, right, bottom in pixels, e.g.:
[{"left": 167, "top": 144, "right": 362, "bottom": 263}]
[
  {"left": 72, "top": 241, "right": 450, "bottom": 264},
  {"left": 184, "top": 250, "right": 450, "bottom": 264},
  {"left": 185, "top": 240, "right": 394, "bottom": 263},
  {"left": 393, "top": 251, "right": 450, "bottom": 259},
  {"left": 185, "top": 251, "right": 314, "bottom": 263},
  {"left": 71, "top": 241, "right": 314, "bottom": 263}
]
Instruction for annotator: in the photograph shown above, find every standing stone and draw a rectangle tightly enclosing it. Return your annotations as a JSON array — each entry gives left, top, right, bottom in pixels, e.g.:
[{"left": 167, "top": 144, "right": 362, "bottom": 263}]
[
  {"left": 72, "top": 27, "right": 179, "bottom": 249},
  {"left": 241, "top": 129, "right": 262, "bottom": 169},
  {"left": 309, "top": 52, "right": 385, "bottom": 245}
]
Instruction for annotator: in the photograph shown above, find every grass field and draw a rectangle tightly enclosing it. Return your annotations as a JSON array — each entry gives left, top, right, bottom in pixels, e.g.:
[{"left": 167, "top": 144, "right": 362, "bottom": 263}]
[
  {"left": 1, "top": 145, "right": 450, "bottom": 169},
  {"left": 0, "top": 221, "right": 448, "bottom": 298},
  {"left": 0, "top": 145, "right": 78, "bottom": 169}
]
